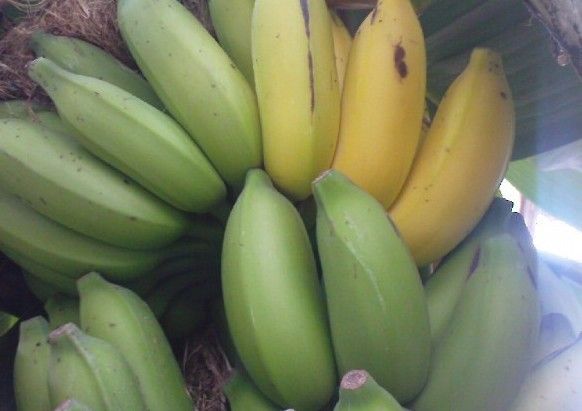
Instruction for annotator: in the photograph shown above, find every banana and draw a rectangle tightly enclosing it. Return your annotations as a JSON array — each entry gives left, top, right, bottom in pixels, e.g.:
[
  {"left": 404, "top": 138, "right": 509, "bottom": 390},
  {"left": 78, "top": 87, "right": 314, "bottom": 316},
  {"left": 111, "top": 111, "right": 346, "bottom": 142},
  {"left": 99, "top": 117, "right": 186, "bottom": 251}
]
[
  {"left": 47, "top": 323, "right": 147, "bottom": 410},
  {"left": 332, "top": 0, "right": 426, "bottom": 209},
  {"left": 160, "top": 287, "right": 208, "bottom": 340},
  {"left": 222, "top": 169, "right": 337, "bottom": 410},
  {"left": 223, "top": 370, "right": 280, "bottom": 411},
  {"left": 0, "top": 118, "right": 192, "bottom": 250},
  {"left": 13, "top": 316, "right": 51, "bottom": 411},
  {"left": 0, "top": 187, "right": 203, "bottom": 282},
  {"left": 0, "top": 311, "right": 18, "bottom": 337},
  {"left": 117, "top": 0, "right": 262, "bottom": 189},
  {"left": 208, "top": 0, "right": 255, "bottom": 86},
  {"left": 29, "top": 31, "right": 164, "bottom": 110},
  {"left": 10, "top": 252, "right": 78, "bottom": 296},
  {"left": 313, "top": 170, "right": 430, "bottom": 403},
  {"left": 329, "top": 10, "right": 352, "bottom": 94},
  {"left": 22, "top": 271, "right": 61, "bottom": 302},
  {"left": 509, "top": 333, "right": 582, "bottom": 411},
  {"left": 388, "top": 48, "right": 515, "bottom": 266},
  {"left": 425, "top": 197, "right": 513, "bottom": 343},
  {"left": 28, "top": 57, "right": 226, "bottom": 212},
  {"left": 45, "top": 294, "right": 80, "bottom": 329},
  {"left": 532, "top": 313, "right": 577, "bottom": 365},
  {"left": 333, "top": 370, "right": 405, "bottom": 411},
  {"left": 78, "top": 272, "right": 194, "bottom": 411},
  {"left": 209, "top": 298, "right": 240, "bottom": 366},
  {"left": 0, "top": 99, "right": 48, "bottom": 117},
  {"left": 411, "top": 234, "right": 541, "bottom": 411},
  {"left": 54, "top": 399, "right": 94, "bottom": 411},
  {"left": 253, "top": 0, "right": 340, "bottom": 200}
]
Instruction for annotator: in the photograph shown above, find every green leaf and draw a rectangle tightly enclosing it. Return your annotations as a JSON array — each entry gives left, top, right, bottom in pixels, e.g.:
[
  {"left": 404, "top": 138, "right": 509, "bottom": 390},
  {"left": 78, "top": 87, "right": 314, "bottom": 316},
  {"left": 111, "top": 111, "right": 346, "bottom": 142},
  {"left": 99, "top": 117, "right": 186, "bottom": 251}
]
[
  {"left": 506, "top": 138, "right": 582, "bottom": 231},
  {"left": 0, "top": 311, "right": 18, "bottom": 338},
  {"left": 421, "top": 0, "right": 582, "bottom": 160}
]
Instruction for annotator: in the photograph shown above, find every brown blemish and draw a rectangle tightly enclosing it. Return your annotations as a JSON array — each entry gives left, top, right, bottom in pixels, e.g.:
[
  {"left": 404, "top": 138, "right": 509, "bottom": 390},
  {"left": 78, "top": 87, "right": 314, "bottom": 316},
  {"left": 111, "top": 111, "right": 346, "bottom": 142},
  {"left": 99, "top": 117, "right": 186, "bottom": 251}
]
[
  {"left": 341, "top": 370, "right": 368, "bottom": 390},
  {"left": 500, "top": 91, "right": 507, "bottom": 99},
  {"left": 371, "top": 5, "right": 379, "bottom": 24},
  {"left": 394, "top": 42, "right": 408, "bottom": 79},
  {"left": 468, "top": 247, "right": 481, "bottom": 278},
  {"left": 300, "top": 0, "right": 315, "bottom": 112}
]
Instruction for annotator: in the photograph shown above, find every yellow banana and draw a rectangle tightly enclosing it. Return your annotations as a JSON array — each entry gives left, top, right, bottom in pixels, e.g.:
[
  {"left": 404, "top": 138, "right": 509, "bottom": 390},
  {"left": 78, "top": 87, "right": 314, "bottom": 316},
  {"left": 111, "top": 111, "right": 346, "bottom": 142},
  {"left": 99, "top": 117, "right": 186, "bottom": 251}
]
[
  {"left": 332, "top": 0, "right": 426, "bottom": 208},
  {"left": 388, "top": 48, "right": 515, "bottom": 266},
  {"left": 329, "top": 10, "right": 352, "bottom": 94},
  {"left": 253, "top": 0, "right": 340, "bottom": 200}
]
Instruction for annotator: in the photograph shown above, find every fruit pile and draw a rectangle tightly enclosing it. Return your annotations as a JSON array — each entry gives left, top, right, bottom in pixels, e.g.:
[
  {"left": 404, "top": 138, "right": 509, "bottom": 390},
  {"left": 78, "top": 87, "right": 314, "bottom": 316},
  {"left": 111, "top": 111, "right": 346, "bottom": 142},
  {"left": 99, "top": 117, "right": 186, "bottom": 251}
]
[{"left": 0, "top": 0, "right": 551, "bottom": 410}]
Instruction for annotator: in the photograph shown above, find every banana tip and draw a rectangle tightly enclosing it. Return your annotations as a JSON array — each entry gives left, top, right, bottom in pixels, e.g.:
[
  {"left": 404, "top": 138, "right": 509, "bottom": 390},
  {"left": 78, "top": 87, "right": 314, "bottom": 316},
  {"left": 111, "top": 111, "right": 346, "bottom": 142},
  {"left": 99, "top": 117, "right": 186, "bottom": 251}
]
[
  {"left": 340, "top": 370, "right": 369, "bottom": 390},
  {"left": 48, "top": 322, "right": 78, "bottom": 343}
]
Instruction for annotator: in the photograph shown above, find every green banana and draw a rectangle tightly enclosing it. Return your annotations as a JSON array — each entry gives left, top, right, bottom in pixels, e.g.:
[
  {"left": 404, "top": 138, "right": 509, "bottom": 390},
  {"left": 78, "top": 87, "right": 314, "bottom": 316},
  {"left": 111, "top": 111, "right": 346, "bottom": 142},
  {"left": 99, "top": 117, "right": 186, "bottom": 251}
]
[
  {"left": 411, "top": 234, "right": 541, "bottom": 411},
  {"left": 47, "top": 323, "right": 147, "bottom": 410},
  {"left": 509, "top": 333, "right": 582, "bottom": 411},
  {"left": 30, "top": 31, "right": 164, "bottom": 110},
  {"left": 78, "top": 272, "right": 194, "bottom": 411},
  {"left": 0, "top": 99, "right": 48, "bottom": 117},
  {"left": 223, "top": 370, "right": 280, "bottom": 411},
  {"left": 425, "top": 197, "right": 514, "bottom": 343},
  {"left": 209, "top": 298, "right": 240, "bottom": 366},
  {"left": 333, "top": 370, "right": 405, "bottom": 411},
  {"left": 13, "top": 253, "right": 78, "bottom": 296},
  {"left": 13, "top": 316, "right": 51, "bottom": 411},
  {"left": 45, "top": 294, "right": 80, "bottom": 329},
  {"left": 0, "top": 118, "right": 191, "bottom": 250},
  {"left": 0, "top": 187, "right": 199, "bottom": 282},
  {"left": 208, "top": 0, "right": 255, "bottom": 86},
  {"left": 222, "top": 168, "right": 336, "bottom": 410},
  {"left": 22, "top": 271, "right": 60, "bottom": 302},
  {"left": 28, "top": 57, "right": 226, "bottom": 212},
  {"left": 54, "top": 399, "right": 94, "bottom": 411},
  {"left": 117, "top": 0, "right": 262, "bottom": 189},
  {"left": 313, "top": 170, "right": 431, "bottom": 403},
  {"left": 160, "top": 287, "right": 208, "bottom": 340}
]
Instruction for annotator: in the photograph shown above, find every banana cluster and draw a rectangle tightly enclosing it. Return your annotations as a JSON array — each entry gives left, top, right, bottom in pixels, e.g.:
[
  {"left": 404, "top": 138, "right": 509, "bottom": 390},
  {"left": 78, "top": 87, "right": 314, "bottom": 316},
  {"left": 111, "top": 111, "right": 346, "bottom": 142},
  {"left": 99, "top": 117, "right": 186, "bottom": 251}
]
[{"left": 1, "top": 0, "right": 553, "bottom": 409}]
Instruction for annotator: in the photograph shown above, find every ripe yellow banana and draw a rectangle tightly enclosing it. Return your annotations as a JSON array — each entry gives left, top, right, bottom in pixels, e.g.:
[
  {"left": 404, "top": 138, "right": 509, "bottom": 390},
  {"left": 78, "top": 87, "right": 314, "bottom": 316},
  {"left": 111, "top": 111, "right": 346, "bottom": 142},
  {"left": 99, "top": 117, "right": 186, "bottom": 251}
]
[
  {"left": 332, "top": 0, "right": 426, "bottom": 208},
  {"left": 388, "top": 48, "right": 515, "bottom": 266},
  {"left": 329, "top": 10, "right": 352, "bottom": 94},
  {"left": 208, "top": 0, "right": 255, "bottom": 86},
  {"left": 117, "top": 0, "right": 262, "bottom": 189},
  {"left": 253, "top": 0, "right": 340, "bottom": 200}
]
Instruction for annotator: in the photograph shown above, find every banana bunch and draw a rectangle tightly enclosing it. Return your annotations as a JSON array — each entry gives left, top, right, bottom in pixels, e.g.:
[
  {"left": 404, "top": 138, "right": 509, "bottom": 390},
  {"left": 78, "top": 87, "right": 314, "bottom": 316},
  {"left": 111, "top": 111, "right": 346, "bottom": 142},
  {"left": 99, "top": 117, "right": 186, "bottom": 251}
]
[{"left": 13, "top": 273, "right": 194, "bottom": 411}]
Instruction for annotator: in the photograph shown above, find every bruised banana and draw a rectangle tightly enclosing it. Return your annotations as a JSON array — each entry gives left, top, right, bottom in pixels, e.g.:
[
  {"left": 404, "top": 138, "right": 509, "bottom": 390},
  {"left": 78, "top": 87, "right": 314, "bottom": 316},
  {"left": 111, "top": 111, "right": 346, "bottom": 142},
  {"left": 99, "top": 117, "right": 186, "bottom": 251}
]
[
  {"left": 208, "top": 0, "right": 255, "bottom": 86},
  {"left": 332, "top": 0, "right": 426, "bottom": 208},
  {"left": 329, "top": 9, "right": 352, "bottom": 94},
  {"left": 47, "top": 323, "right": 147, "bottom": 410},
  {"left": 13, "top": 316, "right": 51, "bottom": 411},
  {"left": 30, "top": 31, "right": 164, "bottom": 110},
  {"left": 389, "top": 48, "right": 515, "bottom": 266},
  {"left": 117, "top": 0, "right": 262, "bottom": 189},
  {"left": 78, "top": 272, "right": 194, "bottom": 411},
  {"left": 45, "top": 293, "right": 80, "bottom": 330},
  {"left": 411, "top": 234, "right": 540, "bottom": 411},
  {"left": 0, "top": 188, "right": 195, "bottom": 282},
  {"left": 223, "top": 370, "right": 279, "bottom": 411},
  {"left": 314, "top": 170, "right": 430, "bottom": 403},
  {"left": 28, "top": 57, "right": 226, "bottom": 212},
  {"left": 0, "top": 118, "right": 191, "bottom": 250},
  {"left": 333, "top": 370, "right": 405, "bottom": 411},
  {"left": 253, "top": 0, "right": 340, "bottom": 200},
  {"left": 222, "top": 169, "right": 337, "bottom": 410}
]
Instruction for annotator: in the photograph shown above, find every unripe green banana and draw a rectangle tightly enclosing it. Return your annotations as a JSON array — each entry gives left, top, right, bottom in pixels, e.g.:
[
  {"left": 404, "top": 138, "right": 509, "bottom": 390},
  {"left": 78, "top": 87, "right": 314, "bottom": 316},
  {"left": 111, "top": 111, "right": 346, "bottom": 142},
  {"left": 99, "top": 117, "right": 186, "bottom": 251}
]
[
  {"left": 253, "top": 0, "right": 340, "bottom": 200},
  {"left": 45, "top": 294, "right": 80, "bottom": 330},
  {"left": 12, "top": 252, "right": 78, "bottom": 296},
  {"left": 208, "top": 0, "right": 255, "bottom": 86},
  {"left": 117, "top": 0, "right": 262, "bottom": 189},
  {"left": 54, "top": 399, "right": 94, "bottom": 411},
  {"left": 0, "top": 99, "right": 48, "bottom": 117},
  {"left": 222, "top": 168, "right": 336, "bottom": 410},
  {"left": 13, "top": 317, "right": 51, "bottom": 411},
  {"left": 160, "top": 287, "right": 208, "bottom": 340},
  {"left": 0, "top": 187, "right": 197, "bottom": 282},
  {"left": 425, "top": 197, "right": 513, "bottom": 343},
  {"left": 0, "top": 118, "right": 191, "bottom": 250},
  {"left": 22, "top": 271, "right": 60, "bottom": 302},
  {"left": 47, "top": 323, "right": 147, "bottom": 410},
  {"left": 223, "top": 370, "right": 279, "bottom": 411},
  {"left": 0, "top": 311, "right": 18, "bottom": 337},
  {"left": 30, "top": 31, "right": 164, "bottom": 110},
  {"left": 28, "top": 57, "right": 226, "bottom": 212},
  {"left": 78, "top": 272, "right": 194, "bottom": 411},
  {"left": 313, "top": 170, "right": 430, "bottom": 403},
  {"left": 209, "top": 298, "right": 240, "bottom": 366},
  {"left": 333, "top": 370, "right": 405, "bottom": 411},
  {"left": 509, "top": 334, "right": 582, "bottom": 411},
  {"left": 411, "top": 234, "right": 541, "bottom": 411}
]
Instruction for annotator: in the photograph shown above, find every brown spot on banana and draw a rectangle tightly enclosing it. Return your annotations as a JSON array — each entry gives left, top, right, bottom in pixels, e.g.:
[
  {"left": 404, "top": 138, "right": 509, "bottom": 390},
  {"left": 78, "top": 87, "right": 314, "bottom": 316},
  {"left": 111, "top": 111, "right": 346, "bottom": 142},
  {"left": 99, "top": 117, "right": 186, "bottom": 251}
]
[
  {"left": 467, "top": 247, "right": 481, "bottom": 279},
  {"left": 394, "top": 42, "right": 408, "bottom": 79},
  {"left": 300, "top": 0, "right": 315, "bottom": 112}
]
